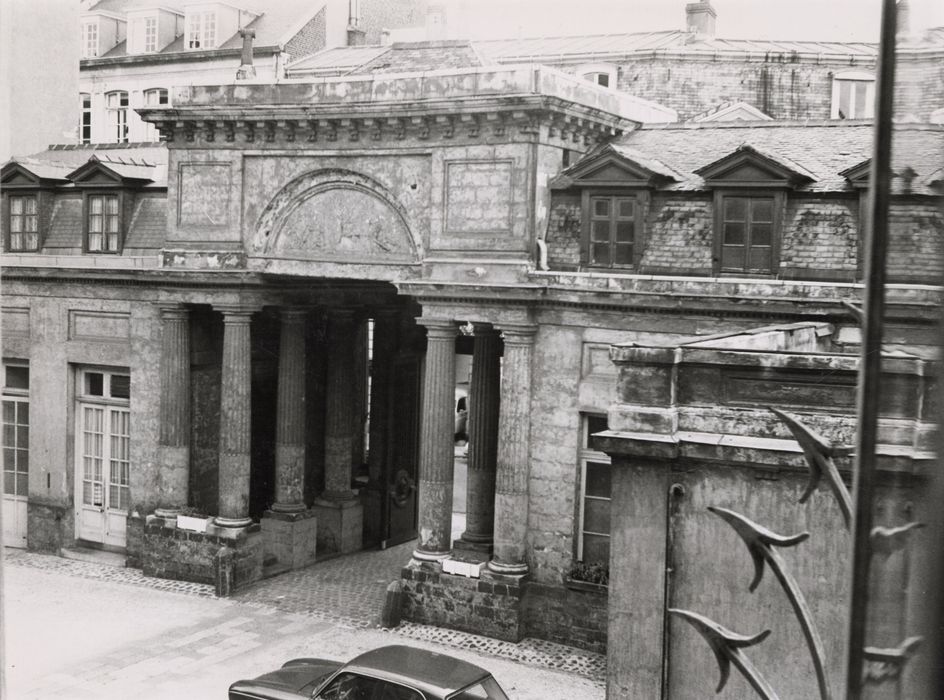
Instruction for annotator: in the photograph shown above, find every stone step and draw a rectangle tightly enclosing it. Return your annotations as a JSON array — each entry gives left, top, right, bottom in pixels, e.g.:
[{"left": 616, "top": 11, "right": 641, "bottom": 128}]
[{"left": 61, "top": 546, "right": 126, "bottom": 568}]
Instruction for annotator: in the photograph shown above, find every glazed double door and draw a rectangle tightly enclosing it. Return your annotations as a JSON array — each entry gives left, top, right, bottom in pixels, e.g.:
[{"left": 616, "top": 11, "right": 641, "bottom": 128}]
[{"left": 75, "top": 403, "right": 130, "bottom": 548}]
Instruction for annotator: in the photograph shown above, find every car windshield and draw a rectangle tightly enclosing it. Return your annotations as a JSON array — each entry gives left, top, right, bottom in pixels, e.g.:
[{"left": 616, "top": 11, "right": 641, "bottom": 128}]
[
  {"left": 446, "top": 676, "right": 509, "bottom": 700},
  {"left": 315, "top": 672, "right": 423, "bottom": 700}
]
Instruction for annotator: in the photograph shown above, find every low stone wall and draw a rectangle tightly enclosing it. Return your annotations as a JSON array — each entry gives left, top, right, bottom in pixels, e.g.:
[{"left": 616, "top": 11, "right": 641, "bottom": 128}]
[
  {"left": 141, "top": 516, "right": 263, "bottom": 594},
  {"left": 400, "top": 561, "right": 524, "bottom": 642},
  {"left": 521, "top": 579, "right": 608, "bottom": 653}
]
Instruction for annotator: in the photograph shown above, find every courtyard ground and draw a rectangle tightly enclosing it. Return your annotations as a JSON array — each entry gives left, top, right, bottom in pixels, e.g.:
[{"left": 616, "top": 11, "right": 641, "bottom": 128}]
[{"left": 3, "top": 544, "right": 605, "bottom": 699}]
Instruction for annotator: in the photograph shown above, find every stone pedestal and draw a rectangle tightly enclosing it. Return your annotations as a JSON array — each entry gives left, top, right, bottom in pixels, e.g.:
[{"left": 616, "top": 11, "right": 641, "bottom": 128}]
[
  {"left": 455, "top": 326, "right": 500, "bottom": 554},
  {"left": 414, "top": 319, "right": 457, "bottom": 560},
  {"left": 261, "top": 509, "right": 317, "bottom": 570},
  {"left": 489, "top": 324, "right": 536, "bottom": 575},
  {"left": 312, "top": 497, "right": 363, "bottom": 554}
]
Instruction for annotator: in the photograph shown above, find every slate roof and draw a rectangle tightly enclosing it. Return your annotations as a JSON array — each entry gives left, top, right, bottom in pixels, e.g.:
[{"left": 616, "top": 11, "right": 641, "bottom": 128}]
[
  {"left": 353, "top": 40, "right": 485, "bottom": 75},
  {"left": 598, "top": 121, "right": 944, "bottom": 195},
  {"left": 87, "top": 0, "right": 323, "bottom": 59},
  {"left": 16, "top": 144, "right": 168, "bottom": 188},
  {"left": 124, "top": 197, "right": 167, "bottom": 251},
  {"left": 43, "top": 198, "right": 84, "bottom": 252}
]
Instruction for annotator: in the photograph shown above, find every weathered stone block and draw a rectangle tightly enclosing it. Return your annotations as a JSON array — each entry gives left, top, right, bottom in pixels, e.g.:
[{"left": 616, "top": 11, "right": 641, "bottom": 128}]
[
  {"left": 312, "top": 497, "right": 362, "bottom": 554},
  {"left": 261, "top": 509, "right": 317, "bottom": 570}
]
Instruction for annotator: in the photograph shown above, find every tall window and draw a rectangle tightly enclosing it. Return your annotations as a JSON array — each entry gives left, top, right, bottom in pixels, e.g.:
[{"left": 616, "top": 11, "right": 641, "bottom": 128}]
[
  {"left": 129, "top": 16, "right": 159, "bottom": 53},
  {"left": 587, "top": 195, "right": 638, "bottom": 268},
  {"left": 8, "top": 195, "right": 38, "bottom": 251},
  {"left": 82, "top": 21, "right": 98, "bottom": 58},
  {"left": 106, "top": 91, "right": 129, "bottom": 143},
  {"left": 77, "top": 369, "right": 131, "bottom": 514},
  {"left": 831, "top": 71, "right": 875, "bottom": 119},
  {"left": 143, "top": 89, "right": 169, "bottom": 141},
  {"left": 80, "top": 93, "right": 92, "bottom": 144},
  {"left": 578, "top": 414, "right": 611, "bottom": 564},
  {"left": 144, "top": 16, "right": 157, "bottom": 52},
  {"left": 87, "top": 194, "right": 120, "bottom": 253},
  {"left": 187, "top": 11, "right": 217, "bottom": 49},
  {"left": 719, "top": 195, "right": 775, "bottom": 274},
  {"left": 2, "top": 363, "right": 30, "bottom": 504}
]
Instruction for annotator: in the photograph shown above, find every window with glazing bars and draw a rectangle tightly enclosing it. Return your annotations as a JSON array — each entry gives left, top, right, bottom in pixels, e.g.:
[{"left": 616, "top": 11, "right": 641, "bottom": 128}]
[
  {"left": 9, "top": 195, "right": 38, "bottom": 251},
  {"left": 720, "top": 195, "right": 775, "bottom": 273},
  {"left": 588, "top": 195, "right": 636, "bottom": 268},
  {"left": 87, "top": 194, "right": 120, "bottom": 252},
  {"left": 578, "top": 414, "right": 611, "bottom": 564}
]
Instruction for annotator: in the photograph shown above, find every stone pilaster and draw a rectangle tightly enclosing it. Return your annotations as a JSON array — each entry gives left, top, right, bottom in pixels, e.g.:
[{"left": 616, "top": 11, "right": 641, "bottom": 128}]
[
  {"left": 455, "top": 325, "right": 501, "bottom": 553},
  {"left": 215, "top": 307, "right": 254, "bottom": 528},
  {"left": 489, "top": 324, "right": 537, "bottom": 574},
  {"left": 313, "top": 309, "right": 363, "bottom": 553},
  {"left": 272, "top": 308, "right": 308, "bottom": 513},
  {"left": 156, "top": 304, "right": 190, "bottom": 517},
  {"left": 414, "top": 318, "right": 458, "bottom": 561},
  {"left": 364, "top": 310, "right": 398, "bottom": 546}
]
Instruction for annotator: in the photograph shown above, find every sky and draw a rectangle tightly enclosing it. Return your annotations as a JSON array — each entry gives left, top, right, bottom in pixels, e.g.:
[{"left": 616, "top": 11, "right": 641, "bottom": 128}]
[{"left": 452, "top": 0, "right": 944, "bottom": 42}]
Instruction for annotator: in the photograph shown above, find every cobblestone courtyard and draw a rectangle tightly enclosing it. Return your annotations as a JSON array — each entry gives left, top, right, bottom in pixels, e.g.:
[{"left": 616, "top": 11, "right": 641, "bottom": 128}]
[{"left": 5, "top": 545, "right": 606, "bottom": 698}]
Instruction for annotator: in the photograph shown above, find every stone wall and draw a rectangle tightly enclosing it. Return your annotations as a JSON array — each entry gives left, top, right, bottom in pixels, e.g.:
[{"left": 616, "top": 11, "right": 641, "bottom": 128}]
[
  {"left": 521, "top": 580, "right": 607, "bottom": 653},
  {"left": 887, "top": 200, "right": 944, "bottom": 283},
  {"left": 781, "top": 197, "right": 859, "bottom": 280},
  {"left": 640, "top": 194, "right": 714, "bottom": 274}
]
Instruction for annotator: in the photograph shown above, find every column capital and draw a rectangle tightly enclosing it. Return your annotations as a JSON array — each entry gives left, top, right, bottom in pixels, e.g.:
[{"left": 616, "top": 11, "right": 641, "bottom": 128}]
[
  {"left": 497, "top": 323, "right": 537, "bottom": 343},
  {"left": 215, "top": 305, "right": 260, "bottom": 322},
  {"left": 157, "top": 303, "right": 190, "bottom": 320},
  {"left": 418, "top": 318, "right": 458, "bottom": 339},
  {"left": 472, "top": 323, "right": 500, "bottom": 337},
  {"left": 279, "top": 307, "right": 309, "bottom": 324}
]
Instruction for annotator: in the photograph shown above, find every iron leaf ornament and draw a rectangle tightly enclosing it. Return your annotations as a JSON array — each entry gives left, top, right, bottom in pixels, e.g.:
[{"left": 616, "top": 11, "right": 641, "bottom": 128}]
[
  {"left": 770, "top": 407, "right": 852, "bottom": 529},
  {"left": 669, "top": 608, "right": 778, "bottom": 699},
  {"left": 709, "top": 507, "right": 833, "bottom": 700}
]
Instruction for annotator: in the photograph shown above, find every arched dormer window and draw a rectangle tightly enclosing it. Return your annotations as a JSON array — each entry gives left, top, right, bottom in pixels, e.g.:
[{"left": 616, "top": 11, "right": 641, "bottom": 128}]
[
  {"left": 577, "top": 63, "right": 618, "bottom": 89},
  {"left": 831, "top": 70, "right": 875, "bottom": 120}
]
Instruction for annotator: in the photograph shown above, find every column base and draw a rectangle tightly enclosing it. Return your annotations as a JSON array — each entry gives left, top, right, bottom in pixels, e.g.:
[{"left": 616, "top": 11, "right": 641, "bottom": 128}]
[
  {"left": 412, "top": 548, "right": 452, "bottom": 562},
  {"left": 214, "top": 515, "right": 254, "bottom": 529},
  {"left": 312, "top": 496, "right": 362, "bottom": 555},
  {"left": 262, "top": 509, "right": 317, "bottom": 571},
  {"left": 153, "top": 507, "right": 181, "bottom": 520},
  {"left": 453, "top": 534, "right": 494, "bottom": 556},
  {"left": 270, "top": 501, "right": 307, "bottom": 514},
  {"left": 487, "top": 559, "right": 529, "bottom": 576}
]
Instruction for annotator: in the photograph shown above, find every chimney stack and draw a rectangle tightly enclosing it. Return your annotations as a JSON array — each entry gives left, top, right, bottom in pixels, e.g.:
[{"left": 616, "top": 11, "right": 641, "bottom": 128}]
[
  {"left": 235, "top": 28, "right": 256, "bottom": 80},
  {"left": 686, "top": 1, "right": 716, "bottom": 38}
]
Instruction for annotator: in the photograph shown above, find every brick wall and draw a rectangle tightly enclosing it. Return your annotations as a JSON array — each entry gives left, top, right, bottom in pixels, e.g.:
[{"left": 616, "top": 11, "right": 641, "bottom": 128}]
[
  {"left": 780, "top": 198, "right": 859, "bottom": 279},
  {"left": 887, "top": 200, "right": 944, "bottom": 283},
  {"left": 284, "top": 7, "right": 327, "bottom": 63},
  {"left": 546, "top": 192, "right": 581, "bottom": 268},
  {"left": 358, "top": 0, "right": 426, "bottom": 45},
  {"left": 640, "top": 194, "right": 714, "bottom": 274}
]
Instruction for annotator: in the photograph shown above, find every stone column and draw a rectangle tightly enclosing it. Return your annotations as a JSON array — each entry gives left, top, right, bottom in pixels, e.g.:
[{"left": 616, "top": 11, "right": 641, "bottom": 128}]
[
  {"left": 215, "top": 307, "right": 254, "bottom": 528},
  {"left": 272, "top": 308, "right": 307, "bottom": 512},
  {"left": 455, "top": 325, "right": 501, "bottom": 553},
  {"left": 489, "top": 324, "right": 537, "bottom": 574},
  {"left": 155, "top": 304, "right": 190, "bottom": 517},
  {"left": 364, "top": 309, "right": 398, "bottom": 546},
  {"left": 414, "top": 318, "right": 457, "bottom": 561},
  {"left": 313, "top": 309, "right": 363, "bottom": 553}
]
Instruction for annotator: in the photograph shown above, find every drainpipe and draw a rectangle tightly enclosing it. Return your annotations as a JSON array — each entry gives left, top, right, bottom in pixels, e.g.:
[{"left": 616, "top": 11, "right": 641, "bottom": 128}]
[{"left": 236, "top": 28, "right": 256, "bottom": 80}]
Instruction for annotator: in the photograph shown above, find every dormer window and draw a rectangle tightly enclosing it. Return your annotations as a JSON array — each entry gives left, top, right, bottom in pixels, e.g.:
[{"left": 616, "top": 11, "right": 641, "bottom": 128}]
[
  {"left": 577, "top": 63, "right": 617, "bottom": 89},
  {"left": 8, "top": 195, "right": 39, "bottom": 252},
  {"left": 187, "top": 11, "right": 217, "bottom": 49},
  {"left": 129, "top": 15, "right": 158, "bottom": 53},
  {"left": 87, "top": 194, "right": 121, "bottom": 252},
  {"left": 831, "top": 71, "right": 875, "bottom": 120},
  {"left": 82, "top": 21, "right": 99, "bottom": 58}
]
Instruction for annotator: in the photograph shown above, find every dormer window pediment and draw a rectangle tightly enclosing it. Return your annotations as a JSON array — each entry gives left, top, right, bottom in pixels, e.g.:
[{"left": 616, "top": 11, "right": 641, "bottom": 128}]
[
  {"left": 840, "top": 159, "right": 871, "bottom": 190},
  {"left": 1, "top": 161, "right": 71, "bottom": 188},
  {"left": 695, "top": 144, "right": 816, "bottom": 189},
  {"left": 557, "top": 145, "right": 679, "bottom": 189},
  {"left": 66, "top": 157, "right": 155, "bottom": 188}
]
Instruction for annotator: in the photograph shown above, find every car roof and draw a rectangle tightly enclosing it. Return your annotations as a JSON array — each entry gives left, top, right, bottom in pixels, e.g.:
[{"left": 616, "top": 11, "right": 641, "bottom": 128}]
[{"left": 344, "top": 645, "right": 490, "bottom": 696}]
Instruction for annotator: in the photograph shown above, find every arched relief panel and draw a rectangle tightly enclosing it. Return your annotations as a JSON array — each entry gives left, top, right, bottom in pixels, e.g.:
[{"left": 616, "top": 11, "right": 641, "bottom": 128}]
[{"left": 252, "top": 169, "right": 423, "bottom": 263}]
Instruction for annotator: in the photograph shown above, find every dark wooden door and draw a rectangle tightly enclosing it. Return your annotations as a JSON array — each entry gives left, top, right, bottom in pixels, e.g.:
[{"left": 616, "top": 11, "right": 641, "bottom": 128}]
[{"left": 382, "top": 355, "right": 422, "bottom": 548}]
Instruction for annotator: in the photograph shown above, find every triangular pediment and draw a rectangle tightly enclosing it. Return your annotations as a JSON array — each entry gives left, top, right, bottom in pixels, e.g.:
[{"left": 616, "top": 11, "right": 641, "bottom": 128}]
[
  {"left": 840, "top": 159, "right": 870, "bottom": 189},
  {"left": 561, "top": 145, "right": 678, "bottom": 188},
  {"left": 67, "top": 157, "right": 153, "bottom": 187},
  {"left": 695, "top": 144, "right": 815, "bottom": 188},
  {"left": 1, "top": 161, "right": 69, "bottom": 188}
]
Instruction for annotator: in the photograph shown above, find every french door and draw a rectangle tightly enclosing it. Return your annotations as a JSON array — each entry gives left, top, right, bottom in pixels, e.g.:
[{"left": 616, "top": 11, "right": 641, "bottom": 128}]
[{"left": 75, "top": 369, "right": 130, "bottom": 548}]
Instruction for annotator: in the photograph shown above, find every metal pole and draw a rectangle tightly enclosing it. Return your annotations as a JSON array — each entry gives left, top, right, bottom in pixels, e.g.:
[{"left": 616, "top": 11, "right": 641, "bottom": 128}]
[{"left": 844, "top": 0, "right": 898, "bottom": 695}]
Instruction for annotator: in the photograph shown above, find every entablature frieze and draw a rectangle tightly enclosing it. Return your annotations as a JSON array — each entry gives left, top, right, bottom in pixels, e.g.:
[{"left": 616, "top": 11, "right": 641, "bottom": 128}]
[{"left": 140, "top": 97, "right": 631, "bottom": 150}]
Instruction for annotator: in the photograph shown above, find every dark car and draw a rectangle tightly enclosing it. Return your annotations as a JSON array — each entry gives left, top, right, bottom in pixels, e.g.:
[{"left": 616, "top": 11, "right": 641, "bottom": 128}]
[{"left": 229, "top": 644, "right": 511, "bottom": 700}]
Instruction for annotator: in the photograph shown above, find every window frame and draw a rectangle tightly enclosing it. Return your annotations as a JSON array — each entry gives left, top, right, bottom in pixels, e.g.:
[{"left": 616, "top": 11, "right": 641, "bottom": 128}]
[
  {"left": 576, "top": 414, "right": 612, "bottom": 565},
  {"left": 186, "top": 10, "right": 217, "bottom": 49},
  {"left": 81, "top": 20, "right": 99, "bottom": 58},
  {"left": 831, "top": 70, "right": 876, "bottom": 120},
  {"left": 580, "top": 190, "right": 648, "bottom": 270},
  {"left": 105, "top": 90, "right": 129, "bottom": 143},
  {"left": 2, "top": 360, "right": 30, "bottom": 502},
  {"left": 83, "top": 191, "right": 124, "bottom": 254},
  {"left": 577, "top": 62, "right": 618, "bottom": 89},
  {"left": 80, "top": 93, "right": 92, "bottom": 144},
  {"left": 711, "top": 189, "right": 784, "bottom": 276},
  {"left": 6, "top": 193, "right": 40, "bottom": 252}
]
